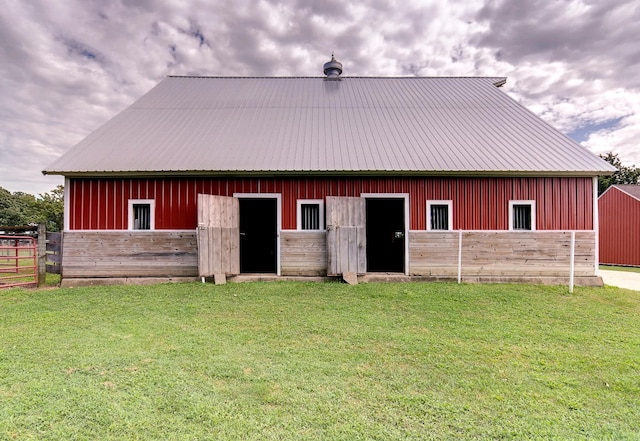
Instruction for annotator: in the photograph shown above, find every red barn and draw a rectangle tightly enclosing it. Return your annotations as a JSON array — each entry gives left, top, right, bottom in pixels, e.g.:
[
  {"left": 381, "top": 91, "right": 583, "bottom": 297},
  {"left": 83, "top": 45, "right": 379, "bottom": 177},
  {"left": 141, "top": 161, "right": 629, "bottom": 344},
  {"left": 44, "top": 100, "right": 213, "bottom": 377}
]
[
  {"left": 44, "top": 57, "right": 615, "bottom": 286},
  {"left": 599, "top": 184, "right": 640, "bottom": 267}
]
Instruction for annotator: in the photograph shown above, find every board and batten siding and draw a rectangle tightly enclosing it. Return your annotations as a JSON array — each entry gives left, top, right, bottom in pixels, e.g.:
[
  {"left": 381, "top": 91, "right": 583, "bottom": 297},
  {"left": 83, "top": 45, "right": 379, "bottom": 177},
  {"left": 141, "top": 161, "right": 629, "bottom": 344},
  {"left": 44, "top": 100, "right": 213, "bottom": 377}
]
[{"left": 67, "top": 176, "right": 595, "bottom": 231}]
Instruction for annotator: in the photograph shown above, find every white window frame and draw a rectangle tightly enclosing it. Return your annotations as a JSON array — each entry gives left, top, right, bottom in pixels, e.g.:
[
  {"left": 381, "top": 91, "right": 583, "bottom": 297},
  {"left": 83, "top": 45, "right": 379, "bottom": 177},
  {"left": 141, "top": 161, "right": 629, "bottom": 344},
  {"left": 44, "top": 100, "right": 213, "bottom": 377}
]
[
  {"left": 426, "top": 200, "right": 453, "bottom": 231},
  {"left": 128, "top": 199, "right": 155, "bottom": 230},
  {"left": 297, "top": 199, "right": 325, "bottom": 231},
  {"left": 509, "top": 200, "right": 536, "bottom": 231}
]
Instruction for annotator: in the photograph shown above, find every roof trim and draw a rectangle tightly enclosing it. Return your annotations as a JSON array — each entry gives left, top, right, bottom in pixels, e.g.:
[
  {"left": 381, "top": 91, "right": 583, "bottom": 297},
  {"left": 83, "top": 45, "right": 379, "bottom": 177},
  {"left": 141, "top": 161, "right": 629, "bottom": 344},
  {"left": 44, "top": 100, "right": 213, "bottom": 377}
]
[
  {"left": 166, "top": 75, "right": 508, "bottom": 82},
  {"left": 43, "top": 169, "right": 612, "bottom": 179},
  {"left": 164, "top": 75, "right": 508, "bottom": 88}
]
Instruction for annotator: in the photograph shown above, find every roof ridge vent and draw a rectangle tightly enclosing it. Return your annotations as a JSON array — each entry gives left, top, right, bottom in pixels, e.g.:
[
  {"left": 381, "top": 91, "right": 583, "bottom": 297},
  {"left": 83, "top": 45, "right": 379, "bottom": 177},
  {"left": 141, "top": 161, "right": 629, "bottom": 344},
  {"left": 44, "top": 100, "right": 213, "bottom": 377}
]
[{"left": 323, "top": 54, "right": 342, "bottom": 78}]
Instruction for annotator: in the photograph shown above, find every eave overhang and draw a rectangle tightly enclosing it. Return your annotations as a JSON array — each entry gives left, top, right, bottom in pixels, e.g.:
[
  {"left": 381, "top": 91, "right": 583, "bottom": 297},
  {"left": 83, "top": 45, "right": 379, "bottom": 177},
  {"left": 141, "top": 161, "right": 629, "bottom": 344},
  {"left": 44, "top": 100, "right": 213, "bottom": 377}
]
[{"left": 43, "top": 168, "right": 615, "bottom": 179}]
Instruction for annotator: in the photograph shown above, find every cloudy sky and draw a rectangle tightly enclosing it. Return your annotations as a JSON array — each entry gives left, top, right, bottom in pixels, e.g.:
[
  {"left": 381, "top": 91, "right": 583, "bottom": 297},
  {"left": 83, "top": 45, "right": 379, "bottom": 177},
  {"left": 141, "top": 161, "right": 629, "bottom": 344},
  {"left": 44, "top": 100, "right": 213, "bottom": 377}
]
[{"left": 1, "top": 0, "right": 639, "bottom": 195}]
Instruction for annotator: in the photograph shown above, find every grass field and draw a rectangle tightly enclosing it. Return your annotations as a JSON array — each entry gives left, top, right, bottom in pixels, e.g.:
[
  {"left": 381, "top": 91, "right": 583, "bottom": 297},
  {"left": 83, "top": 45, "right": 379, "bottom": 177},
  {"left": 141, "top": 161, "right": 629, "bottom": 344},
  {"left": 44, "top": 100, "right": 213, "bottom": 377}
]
[
  {"left": 1, "top": 281, "right": 639, "bottom": 440},
  {"left": 601, "top": 265, "right": 640, "bottom": 274}
]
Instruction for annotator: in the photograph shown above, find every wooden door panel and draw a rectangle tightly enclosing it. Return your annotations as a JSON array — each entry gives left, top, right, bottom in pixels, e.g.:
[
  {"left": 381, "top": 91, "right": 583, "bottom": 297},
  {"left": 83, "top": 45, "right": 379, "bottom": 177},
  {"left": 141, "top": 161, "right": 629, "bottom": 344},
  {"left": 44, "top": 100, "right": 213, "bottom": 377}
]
[
  {"left": 197, "top": 194, "right": 239, "bottom": 276},
  {"left": 326, "top": 196, "right": 366, "bottom": 276}
]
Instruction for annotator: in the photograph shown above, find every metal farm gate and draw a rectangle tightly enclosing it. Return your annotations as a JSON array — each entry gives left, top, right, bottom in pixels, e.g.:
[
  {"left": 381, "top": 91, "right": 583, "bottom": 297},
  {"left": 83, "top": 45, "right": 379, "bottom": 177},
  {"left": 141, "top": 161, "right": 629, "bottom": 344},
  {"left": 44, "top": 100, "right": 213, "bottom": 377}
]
[
  {"left": 0, "top": 225, "right": 64, "bottom": 288},
  {"left": 0, "top": 236, "right": 38, "bottom": 287}
]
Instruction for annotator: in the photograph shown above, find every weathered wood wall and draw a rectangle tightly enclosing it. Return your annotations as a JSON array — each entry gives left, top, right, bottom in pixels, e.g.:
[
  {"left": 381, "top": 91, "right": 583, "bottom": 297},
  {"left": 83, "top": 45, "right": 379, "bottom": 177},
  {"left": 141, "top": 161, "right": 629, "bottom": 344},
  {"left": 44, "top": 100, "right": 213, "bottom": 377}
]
[
  {"left": 409, "top": 231, "right": 596, "bottom": 277},
  {"left": 409, "top": 232, "right": 459, "bottom": 276},
  {"left": 61, "top": 229, "right": 596, "bottom": 282},
  {"left": 62, "top": 231, "right": 198, "bottom": 278},
  {"left": 281, "top": 231, "right": 327, "bottom": 276},
  {"left": 45, "top": 232, "right": 63, "bottom": 274}
]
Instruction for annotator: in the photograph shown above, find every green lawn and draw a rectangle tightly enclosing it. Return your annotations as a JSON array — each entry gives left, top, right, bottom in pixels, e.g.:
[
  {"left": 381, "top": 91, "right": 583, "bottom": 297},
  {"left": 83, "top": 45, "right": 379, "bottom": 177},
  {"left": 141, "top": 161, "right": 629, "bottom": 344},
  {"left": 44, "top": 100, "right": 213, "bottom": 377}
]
[
  {"left": 1, "top": 281, "right": 639, "bottom": 440},
  {"left": 601, "top": 265, "right": 640, "bottom": 274}
]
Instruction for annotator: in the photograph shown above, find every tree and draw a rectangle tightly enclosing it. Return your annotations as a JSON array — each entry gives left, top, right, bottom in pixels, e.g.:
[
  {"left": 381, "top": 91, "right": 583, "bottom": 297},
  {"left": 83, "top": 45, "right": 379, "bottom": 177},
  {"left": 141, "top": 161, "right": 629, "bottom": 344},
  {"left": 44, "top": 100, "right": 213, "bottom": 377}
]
[
  {"left": 0, "top": 185, "right": 64, "bottom": 231},
  {"left": 598, "top": 152, "right": 640, "bottom": 195},
  {"left": 34, "top": 185, "right": 65, "bottom": 232},
  {"left": 0, "top": 187, "right": 36, "bottom": 226}
]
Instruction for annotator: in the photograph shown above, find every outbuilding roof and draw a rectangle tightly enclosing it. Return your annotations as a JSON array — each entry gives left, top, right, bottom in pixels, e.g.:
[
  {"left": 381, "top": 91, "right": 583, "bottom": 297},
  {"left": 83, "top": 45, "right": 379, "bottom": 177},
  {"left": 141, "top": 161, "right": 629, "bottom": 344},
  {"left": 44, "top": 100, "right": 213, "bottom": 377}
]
[
  {"left": 605, "top": 184, "right": 640, "bottom": 201},
  {"left": 44, "top": 75, "right": 615, "bottom": 177}
]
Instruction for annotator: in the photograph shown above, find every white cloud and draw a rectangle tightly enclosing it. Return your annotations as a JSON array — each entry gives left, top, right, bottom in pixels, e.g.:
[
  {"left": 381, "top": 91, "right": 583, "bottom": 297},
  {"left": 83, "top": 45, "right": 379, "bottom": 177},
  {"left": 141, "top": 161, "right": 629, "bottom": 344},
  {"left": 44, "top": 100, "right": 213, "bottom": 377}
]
[{"left": 583, "top": 113, "right": 640, "bottom": 166}]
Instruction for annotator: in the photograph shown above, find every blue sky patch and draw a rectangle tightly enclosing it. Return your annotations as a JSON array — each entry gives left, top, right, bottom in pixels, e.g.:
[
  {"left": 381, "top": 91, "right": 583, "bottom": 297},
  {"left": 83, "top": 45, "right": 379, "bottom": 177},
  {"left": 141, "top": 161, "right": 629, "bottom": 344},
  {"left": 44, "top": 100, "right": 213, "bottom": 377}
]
[
  {"left": 63, "top": 38, "right": 100, "bottom": 61},
  {"left": 568, "top": 117, "right": 624, "bottom": 143},
  {"left": 193, "top": 30, "right": 205, "bottom": 46}
]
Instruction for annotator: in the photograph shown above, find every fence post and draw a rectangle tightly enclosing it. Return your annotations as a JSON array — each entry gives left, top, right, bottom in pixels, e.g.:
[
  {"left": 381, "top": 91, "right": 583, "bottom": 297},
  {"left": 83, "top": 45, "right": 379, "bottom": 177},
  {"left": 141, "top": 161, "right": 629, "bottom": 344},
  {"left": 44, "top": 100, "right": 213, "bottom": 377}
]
[
  {"left": 458, "top": 230, "right": 463, "bottom": 284},
  {"left": 569, "top": 231, "right": 575, "bottom": 294},
  {"left": 37, "top": 224, "right": 46, "bottom": 287}
]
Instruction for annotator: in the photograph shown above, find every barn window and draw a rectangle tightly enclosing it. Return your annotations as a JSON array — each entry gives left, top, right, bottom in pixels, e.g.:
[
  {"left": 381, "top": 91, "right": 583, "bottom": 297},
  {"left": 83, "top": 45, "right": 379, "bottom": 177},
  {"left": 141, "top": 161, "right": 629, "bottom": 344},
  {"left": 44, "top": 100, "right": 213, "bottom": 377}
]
[
  {"left": 128, "top": 199, "right": 155, "bottom": 230},
  {"left": 509, "top": 200, "right": 536, "bottom": 230},
  {"left": 297, "top": 200, "right": 324, "bottom": 230},
  {"left": 427, "top": 201, "right": 453, "bottom": 230}
]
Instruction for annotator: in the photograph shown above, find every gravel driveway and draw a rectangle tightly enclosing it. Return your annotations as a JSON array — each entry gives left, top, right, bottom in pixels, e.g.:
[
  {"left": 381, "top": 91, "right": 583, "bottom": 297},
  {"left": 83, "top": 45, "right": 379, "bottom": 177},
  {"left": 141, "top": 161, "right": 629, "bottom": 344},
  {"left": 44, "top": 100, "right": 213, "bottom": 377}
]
[{"left": 599, "top": 270, "right": 640, "bottom": 291}]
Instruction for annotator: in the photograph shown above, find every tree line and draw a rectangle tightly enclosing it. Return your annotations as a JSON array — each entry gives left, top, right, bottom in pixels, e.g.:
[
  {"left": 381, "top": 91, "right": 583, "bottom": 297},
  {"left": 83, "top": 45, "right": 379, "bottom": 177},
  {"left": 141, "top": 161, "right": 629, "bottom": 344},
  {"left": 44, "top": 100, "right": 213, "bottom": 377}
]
[{"left": 0, "top": 185, "right": 64, "bottom": 232}]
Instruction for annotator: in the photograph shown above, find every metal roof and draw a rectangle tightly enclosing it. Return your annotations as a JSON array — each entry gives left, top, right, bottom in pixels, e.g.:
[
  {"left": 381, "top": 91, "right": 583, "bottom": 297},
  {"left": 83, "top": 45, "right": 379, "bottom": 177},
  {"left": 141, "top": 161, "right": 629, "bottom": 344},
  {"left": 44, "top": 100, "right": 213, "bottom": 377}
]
[
  {"left": 44, "top": 76, "right": 615, "bottom": 177},
  {"left": 609, "top": 184, "right": 640, "bottom": 201}
]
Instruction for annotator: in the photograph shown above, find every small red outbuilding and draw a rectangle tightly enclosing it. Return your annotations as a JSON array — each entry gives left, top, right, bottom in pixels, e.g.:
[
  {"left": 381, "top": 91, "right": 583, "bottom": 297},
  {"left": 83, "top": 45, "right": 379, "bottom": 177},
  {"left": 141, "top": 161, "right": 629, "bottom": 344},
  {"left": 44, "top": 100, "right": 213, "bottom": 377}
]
[{"left": 599, "top": 184, "right": 640, "bottom": 267}]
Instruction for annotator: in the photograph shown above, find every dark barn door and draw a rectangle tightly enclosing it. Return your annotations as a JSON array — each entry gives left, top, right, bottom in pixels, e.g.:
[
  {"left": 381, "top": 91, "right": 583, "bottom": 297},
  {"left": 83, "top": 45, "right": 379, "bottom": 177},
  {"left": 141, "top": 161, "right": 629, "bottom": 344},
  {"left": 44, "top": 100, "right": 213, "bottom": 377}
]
[
  {"left": 239, "top": 198, "right": 277, "bottom": 273},
  {"left": 366, "top": 198, "right": 405, "bottom": 273}
]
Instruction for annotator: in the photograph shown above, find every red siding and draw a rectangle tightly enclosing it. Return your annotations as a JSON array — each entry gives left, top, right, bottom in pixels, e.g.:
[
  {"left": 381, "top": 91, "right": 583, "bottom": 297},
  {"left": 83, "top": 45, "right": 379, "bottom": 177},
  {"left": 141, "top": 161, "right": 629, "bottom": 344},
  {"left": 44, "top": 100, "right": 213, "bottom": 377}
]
[
  {"left": 599, "top": 187, "right": 640, "bottom": 266},
  {"left": 68, "top": 176, "right": 594, "bottom": 231}
]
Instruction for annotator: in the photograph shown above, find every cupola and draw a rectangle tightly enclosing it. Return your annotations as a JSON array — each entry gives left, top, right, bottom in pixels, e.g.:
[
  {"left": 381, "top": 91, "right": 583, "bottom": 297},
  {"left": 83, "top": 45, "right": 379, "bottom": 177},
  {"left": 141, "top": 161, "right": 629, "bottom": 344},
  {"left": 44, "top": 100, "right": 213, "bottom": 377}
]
[{"left": 323, "top": 54, "right": 342, "bottom": 78}]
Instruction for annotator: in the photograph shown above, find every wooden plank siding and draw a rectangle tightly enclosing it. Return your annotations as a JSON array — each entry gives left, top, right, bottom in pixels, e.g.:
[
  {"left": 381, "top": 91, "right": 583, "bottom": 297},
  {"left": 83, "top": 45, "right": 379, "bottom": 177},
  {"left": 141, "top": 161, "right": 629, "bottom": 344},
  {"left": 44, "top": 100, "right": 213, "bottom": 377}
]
[
  {"left": 67, "top": 176, "right": 594, "bottom": 231},
  {"left": 60, "top": 230, "right": 596, "bottom": 280},
  {"left": 62, "top": 231, "right": 198, "bottom": 278},
  {"left": 409, "top": 231, "right": 596, "bottom": 277},
  {"left": 281, "top": 231, "right": 327, "bottom": 276},
  {"left": 408, "top": 232, "right": 460, "bottom": 276}
]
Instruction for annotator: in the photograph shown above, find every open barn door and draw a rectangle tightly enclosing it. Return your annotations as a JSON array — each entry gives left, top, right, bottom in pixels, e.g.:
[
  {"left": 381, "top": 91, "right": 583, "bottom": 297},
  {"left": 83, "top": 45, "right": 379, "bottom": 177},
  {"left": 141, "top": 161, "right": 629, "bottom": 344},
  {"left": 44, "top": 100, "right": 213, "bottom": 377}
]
[
  {"left": 326, "top": 196, "right": 366, "bottom": 283},
  {"left": 197, "top": 194, "right": 240, "bottom": 283}
]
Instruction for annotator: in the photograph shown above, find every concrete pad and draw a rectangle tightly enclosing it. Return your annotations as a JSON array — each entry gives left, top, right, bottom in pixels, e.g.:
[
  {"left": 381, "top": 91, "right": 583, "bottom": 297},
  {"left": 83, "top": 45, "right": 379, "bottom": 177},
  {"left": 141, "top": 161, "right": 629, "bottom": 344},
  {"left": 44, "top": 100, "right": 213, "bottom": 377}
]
[{"left": 599, "top": 270, "right": 640, "bottom": 291}]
